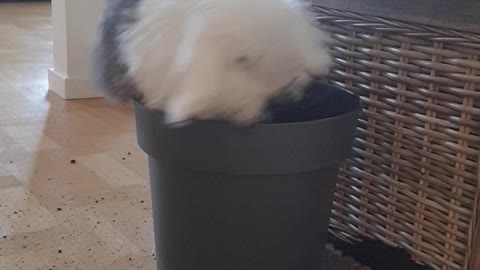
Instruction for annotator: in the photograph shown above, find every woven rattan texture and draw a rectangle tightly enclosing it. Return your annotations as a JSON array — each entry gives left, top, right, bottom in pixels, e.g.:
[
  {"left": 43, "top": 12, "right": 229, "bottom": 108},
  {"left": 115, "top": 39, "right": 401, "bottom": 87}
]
[{"left": 313, "top": 6, "right": 480, "bottom": 270}]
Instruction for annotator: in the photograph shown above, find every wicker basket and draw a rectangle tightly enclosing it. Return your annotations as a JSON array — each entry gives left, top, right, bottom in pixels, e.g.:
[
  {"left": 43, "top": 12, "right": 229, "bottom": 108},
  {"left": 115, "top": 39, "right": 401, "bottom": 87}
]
[{"left": 312, "top": 6, "right": 480, "bottom": 270}]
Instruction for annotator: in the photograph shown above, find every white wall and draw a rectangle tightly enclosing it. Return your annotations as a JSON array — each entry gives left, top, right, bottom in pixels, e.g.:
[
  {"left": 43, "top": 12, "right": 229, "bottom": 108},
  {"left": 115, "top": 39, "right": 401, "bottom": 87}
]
[{"left": 48, "top": 0, "right": 105, "bottom": 99}]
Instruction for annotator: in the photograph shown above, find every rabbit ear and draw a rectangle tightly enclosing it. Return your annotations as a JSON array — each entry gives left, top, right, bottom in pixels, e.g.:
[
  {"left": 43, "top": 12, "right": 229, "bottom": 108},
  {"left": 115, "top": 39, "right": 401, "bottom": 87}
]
[
  {"left": 164, "top": 93, "right": 195, "bottom": 126},
  {"left": 171, "top": 14, "right": 207, "bottom": 75},
  {"left": 164, "top": 50, "right": 222, "bottom": 126},
  {"left": 162, "top": 15, "right": 222, "bottom": 126}
]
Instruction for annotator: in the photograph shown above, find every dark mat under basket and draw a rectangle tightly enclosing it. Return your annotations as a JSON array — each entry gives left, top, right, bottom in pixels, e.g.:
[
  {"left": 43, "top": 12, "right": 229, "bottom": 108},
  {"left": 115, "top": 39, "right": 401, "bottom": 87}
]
[{"left": 327, "top": 234, "right": 433, "bottom": 270}]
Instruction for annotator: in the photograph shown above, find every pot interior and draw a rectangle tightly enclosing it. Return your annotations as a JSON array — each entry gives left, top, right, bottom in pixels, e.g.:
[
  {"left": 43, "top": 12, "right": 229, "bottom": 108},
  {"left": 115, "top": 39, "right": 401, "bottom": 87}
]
[{"left": 264, "top": 81, "right": 360, "bottom": 124}]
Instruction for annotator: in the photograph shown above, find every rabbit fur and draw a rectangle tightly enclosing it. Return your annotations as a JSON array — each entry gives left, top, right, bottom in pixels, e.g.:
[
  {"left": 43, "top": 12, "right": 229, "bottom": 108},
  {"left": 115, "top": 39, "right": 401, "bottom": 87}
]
[{"left": 93, "top": 0, "right": 332, "bottom": 125}]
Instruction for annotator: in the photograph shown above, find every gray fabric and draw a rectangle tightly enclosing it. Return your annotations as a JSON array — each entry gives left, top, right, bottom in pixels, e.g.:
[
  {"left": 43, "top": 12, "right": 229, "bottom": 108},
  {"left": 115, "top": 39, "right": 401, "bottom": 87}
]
[{"left": 92, "top": 0, "right": 143, "bottom": 103}]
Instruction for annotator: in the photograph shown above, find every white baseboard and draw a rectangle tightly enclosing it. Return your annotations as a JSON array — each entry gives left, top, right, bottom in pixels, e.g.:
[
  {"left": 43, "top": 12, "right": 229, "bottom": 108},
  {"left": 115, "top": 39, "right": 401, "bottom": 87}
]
[{"left": 48, "top": 68, "right": 103, "bottom": 99}]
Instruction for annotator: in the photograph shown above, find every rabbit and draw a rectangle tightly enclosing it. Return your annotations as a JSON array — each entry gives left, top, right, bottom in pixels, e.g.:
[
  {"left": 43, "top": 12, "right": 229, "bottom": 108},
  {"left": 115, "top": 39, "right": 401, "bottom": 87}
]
[{"left": 92, "top": 0, "right": 332, "bottom": 125}]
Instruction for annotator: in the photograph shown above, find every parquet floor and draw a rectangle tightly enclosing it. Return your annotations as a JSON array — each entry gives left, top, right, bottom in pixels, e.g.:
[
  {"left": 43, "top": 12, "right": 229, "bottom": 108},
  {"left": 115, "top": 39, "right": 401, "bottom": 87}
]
[{"left": 0, "top": 2, "right": 156, "bottom": 270}]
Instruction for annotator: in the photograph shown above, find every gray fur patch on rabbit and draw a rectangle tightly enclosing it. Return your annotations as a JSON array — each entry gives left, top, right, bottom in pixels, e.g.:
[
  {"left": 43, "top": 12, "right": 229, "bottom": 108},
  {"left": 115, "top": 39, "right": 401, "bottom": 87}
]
[{"left": 92, "top": 0, "right": 143, "bottom": 103}]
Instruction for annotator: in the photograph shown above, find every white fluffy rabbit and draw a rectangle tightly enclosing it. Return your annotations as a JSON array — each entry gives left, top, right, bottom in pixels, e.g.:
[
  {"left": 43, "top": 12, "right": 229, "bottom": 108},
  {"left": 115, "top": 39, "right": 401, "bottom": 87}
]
[{"left": 93, "top": 0, "right": 331, "bottom": 125}]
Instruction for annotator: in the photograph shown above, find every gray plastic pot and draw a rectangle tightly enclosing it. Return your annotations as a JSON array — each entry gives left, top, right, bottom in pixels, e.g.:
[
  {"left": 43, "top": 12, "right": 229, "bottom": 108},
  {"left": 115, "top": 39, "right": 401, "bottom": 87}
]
[{"left": 134, "top": 82, "right": 360, "bottom": 270}]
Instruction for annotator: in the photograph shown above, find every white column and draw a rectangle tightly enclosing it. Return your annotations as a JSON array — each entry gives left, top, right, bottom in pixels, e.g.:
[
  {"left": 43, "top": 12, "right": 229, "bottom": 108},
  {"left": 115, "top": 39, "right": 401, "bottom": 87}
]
[{"left": 48, "top": 0, "right": 105, "bottom": 99}]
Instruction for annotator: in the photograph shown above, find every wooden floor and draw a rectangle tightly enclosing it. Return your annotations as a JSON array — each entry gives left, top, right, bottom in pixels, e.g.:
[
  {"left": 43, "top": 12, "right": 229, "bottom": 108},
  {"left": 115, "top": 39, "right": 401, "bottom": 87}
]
[{"left": 0, "top": 2, "right": 156, "bottom": 270}]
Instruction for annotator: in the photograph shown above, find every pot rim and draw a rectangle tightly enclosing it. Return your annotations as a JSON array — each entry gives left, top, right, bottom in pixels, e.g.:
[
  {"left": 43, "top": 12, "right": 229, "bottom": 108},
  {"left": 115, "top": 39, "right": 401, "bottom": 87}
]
[{"left": 133, "top": 100, "right": 361, "bottom": 128}]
